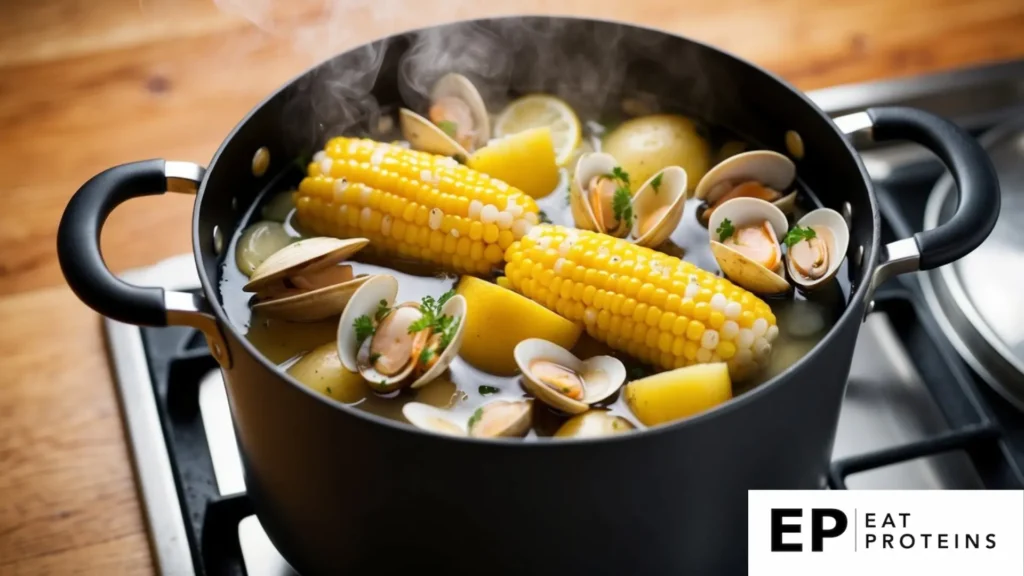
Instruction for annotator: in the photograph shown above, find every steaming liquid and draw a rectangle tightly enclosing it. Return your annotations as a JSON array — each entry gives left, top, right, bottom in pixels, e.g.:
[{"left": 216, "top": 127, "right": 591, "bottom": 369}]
[{"left": 218, "top": 118, "right": 850, "bottom": 437}]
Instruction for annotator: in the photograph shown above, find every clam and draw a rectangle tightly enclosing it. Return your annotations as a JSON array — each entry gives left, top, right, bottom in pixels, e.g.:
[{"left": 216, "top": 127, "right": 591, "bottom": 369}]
[
  {"left": 337, "top": 275, "right": 467, "bottom": 393},
  {"left": 708, "top": 197, "right": 791, "bottom": 295},
  {"left": 569, "top": 152, "right": 687, "bottom": 248},
  {"left": 242, "top": 236, "right": 372, "bottom": 322},
  {"left": 402, "top": 399, "right": 533, "bottom": 438},
  {"left": 400, "top": 73, "right": 489, "bottom": 158},
  {"left": 694, "top": 151, "right": 798, "bottom": 224},
  {"left": 784, "top": 208, "right": 850, "bottom": 291},
  {"left": 513, "top": 338, "right": 626, "bottom": 415}
]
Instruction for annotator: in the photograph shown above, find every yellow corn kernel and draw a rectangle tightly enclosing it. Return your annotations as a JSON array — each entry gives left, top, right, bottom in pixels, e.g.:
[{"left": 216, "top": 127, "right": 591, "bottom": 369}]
[
  {"left": 502, "top": 225, "right": 775, "bottom": 378},
  {"left": 295, "top": 137, "right": 539, "bottom": 275}
]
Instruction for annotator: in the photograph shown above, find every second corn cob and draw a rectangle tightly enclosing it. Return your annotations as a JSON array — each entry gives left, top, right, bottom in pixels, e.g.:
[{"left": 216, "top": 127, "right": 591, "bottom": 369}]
[
  {"left": 503, "top": 224, "right": 778, "bottom": 379},
  {"left": 295, "top": 137, "right": 541, "bottom": 275}
]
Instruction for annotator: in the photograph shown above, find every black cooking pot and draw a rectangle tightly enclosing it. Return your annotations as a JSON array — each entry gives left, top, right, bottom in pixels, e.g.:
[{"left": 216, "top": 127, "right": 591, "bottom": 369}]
[{"left": 57, "top": 17, "right": 999, "bottom": 575}]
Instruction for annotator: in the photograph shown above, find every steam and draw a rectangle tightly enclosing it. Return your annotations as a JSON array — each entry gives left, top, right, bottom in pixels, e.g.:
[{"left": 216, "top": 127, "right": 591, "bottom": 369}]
[{"left": 211, "top": 1, "right": 695, "bottom": 152}]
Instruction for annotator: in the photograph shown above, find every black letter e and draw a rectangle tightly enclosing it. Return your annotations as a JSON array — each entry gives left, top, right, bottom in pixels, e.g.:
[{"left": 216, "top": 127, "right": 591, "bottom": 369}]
[{"left": 771, "top": 509, "right": 802, "bottom": 552}]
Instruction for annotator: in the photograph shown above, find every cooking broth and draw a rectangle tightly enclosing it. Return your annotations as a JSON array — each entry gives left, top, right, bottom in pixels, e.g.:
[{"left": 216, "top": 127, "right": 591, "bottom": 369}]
[{"left": 219, "top": 99, "right": 851, "bottom": 440}]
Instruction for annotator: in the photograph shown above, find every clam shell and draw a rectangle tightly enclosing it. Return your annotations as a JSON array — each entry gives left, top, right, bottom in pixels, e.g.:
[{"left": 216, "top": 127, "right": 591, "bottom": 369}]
[
  {"left": 629, "top": 166, "right": 688, "bottom": 248},
  {"left": 243, "top": 237, "right": 369, "bottom": 293},
  {"left": 694, "top": 151, "right": 796, "bottom": 202},
  {"left": 252, "top": 274, "right": 373, "bottom": 322},
  {"left": 469, "top": 400, "right": 533, "bottom": 438},
  {"left": 409, "top": 294, "right": 467, "bottom": 389},
  {"left": 569, "top": 152, "right": 618, "bottom": 233},
  {"left": 402, "top": 402, "right": 468, "bottom": 436},
  {"left": 399, "top": 108, "right": 470, "bottom": 158},
  {"left": 513, "top": 338, "right": 626, "bottom": 415},
  {"left": 554, "top": 410, "right": 637, "bottom": 438},
  {"left": 430, "top": 73, "right": 490, "bottom": 148},
  {"left": 785, "top": 208, "right": 850, "bottom": 291},
  {"left": 708, "top": 198, "right": 791, "bottom": 295},
  {"left": 337, "top": 274, "right": 399, "bottom": 374}
]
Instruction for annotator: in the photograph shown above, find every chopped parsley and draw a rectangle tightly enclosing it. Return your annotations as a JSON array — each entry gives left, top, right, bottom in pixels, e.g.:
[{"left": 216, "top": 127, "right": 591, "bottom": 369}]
[
  {"left": 613, "top": 187, "right": 634, "bottom": 229},
  {"left": 369, "top": 352, "right": 382, "bottom": 365},
  {"left": 607, "top": 166, "right": 630, "bottom": 185},
  {"left": 326, "top": 387, "right": 332, "bottom": 394},
  {"left": 437, "top": 120, "right": 458, "bottom": 138},
  {"left": 408, "top": 289, "right": 457, "bottom": 334},
  {"left": 353, "top": 315, "right": 375, "bottom": 344},
  {"left": 538, "top": 210, "right": 552, "bottom": 224},
  {"left": 478, "top": 385, "right": 500, "bottom": 395},
  {"left": 467, "top": 407, "right": 484, "bottom": 430},
  {"left": 783, "top": 225, "right": 817, "bottom": 248},
  {"left": 716, "top": 218, "right": 735, "bottom": 242},
  {"left": 650, "top": 172, "right": 663, "bottom": 194},
  {"left": 419, "top": 347, "right": 435, "bottom": 366},
  {"left": 374, "top": 299, "right": 391, "bottom": 322}
]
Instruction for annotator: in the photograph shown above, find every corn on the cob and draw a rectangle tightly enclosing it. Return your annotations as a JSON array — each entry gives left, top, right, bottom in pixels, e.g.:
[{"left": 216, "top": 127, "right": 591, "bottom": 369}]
[
  {"left": 503, "top": 224, "right": 778, "bottom": 379},
  {"left": 294, "top": 137, "right": 541, "bottom": 275}
]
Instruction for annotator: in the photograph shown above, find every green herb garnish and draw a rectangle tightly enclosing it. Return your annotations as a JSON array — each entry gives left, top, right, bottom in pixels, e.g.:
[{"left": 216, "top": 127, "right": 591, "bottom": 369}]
[
  {"left": 716, "top": 218, "right": 735, "bottom": 242},
  {"left": 374, "top": 299, "right": 391, "bottom": 322},
  {"left": 354, "top": 315, "right": 375, "bottom": 344},
  {"left": 369, "top": 352, "right": 382, "bottom": 365},
  {"left": 479, "top": 385, "right": 500, "bottom": 395},
  {"left": 650, "top": 172, "right": 663, "bottom": 194},
  {"left": 468, "top": 407, "right": 484, "bottom": 430},
  {"left": 783, "top": 225, "right": 817, "bottom": 248},
  {"left": 419, "top": 347, "right": 434, "bottom": 366},
  {"left": 612, "top": 187, "right": 634, "bottom": 229},
  {"left": 438, "top": 120, "right": 458, "bottom": 138},
  {"left": 408, "top": 289, "right": 457, "bottom": 334},
  {"left": 607, "top": 166, "right": 630, "bottom": 186},
  {"left": 326, "top": 387, "right": 332, "bottom": 394},
  {"left": 538, "top": 210, "right": 552, "bottom": 224}
]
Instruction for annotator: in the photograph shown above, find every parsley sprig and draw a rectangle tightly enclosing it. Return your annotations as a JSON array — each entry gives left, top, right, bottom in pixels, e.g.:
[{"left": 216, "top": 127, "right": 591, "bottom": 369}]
[
  {"left": 783, "top": 225, "right": 817, "bottom": 248},
  {"left": 354, "top": 315, "right": 375, "bottom": 344},
  {"left": 408, "top": 289, "right": 461, "bottom": 362},
  {"left": 716, "top": 218, "right": 735, "bottom": 242},
  {"left": 604, "top": 166, "right": 634, "bottom": 229},
  {"left": 467, "top": 407, "right": 484, "bottom": 430},
  {"left": 650, "top": 172, "right": 663, "bottom": 194}
]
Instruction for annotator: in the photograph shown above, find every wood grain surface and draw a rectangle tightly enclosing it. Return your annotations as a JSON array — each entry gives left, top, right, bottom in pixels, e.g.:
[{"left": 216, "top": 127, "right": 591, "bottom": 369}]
[{"left": 1, "top": 0, "right": 1022, "bottom": 573}]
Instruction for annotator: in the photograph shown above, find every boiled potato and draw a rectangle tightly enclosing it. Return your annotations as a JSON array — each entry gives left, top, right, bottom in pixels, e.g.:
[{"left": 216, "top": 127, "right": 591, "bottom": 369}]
[
  {"left": 286, "top": 342, "right": 367, "bottom": 403},
  {"left": 602, "top": 114, "right": 710, "bottom": 194},
  {"left": 456, "top": 276, "right": 583, "bottom": 375},
  {"left": 555, "top": 410, "right": 636, "bottom": 438},
  {"left": 468, "top": 127, "right": 561, "bottom": 199},
  {"left": 623, "top": 362, "right": 732, "bottom": 426}
]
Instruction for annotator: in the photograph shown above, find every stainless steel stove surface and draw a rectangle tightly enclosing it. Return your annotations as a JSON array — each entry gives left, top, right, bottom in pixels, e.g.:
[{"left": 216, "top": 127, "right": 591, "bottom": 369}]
[{"left": 103, "top": 59, "right": 1024, "bottom": 575}]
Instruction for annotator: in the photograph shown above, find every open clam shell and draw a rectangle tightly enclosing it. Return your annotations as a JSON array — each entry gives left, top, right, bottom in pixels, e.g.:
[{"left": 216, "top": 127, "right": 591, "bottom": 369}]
[
  {"left": 430, "top": 73, "right": 490, "bottom": 149},
  {"left": 513, "top": 338, "right": 626, "bottom": 415},
  {"left": 402, "top": 402, "right": 469, "bottom": 437},
  {"left": 569, "top": 152, "right": 618, "bottom": 233},
  {"left": 694, "top": 151, "right": 798, "bottom": 221},
  {"left": 337, "top": 274, "right": 467, "bottom": 392},
  {"left": 785, "top": 208, "right": 850, "bottom": 291},
  {"left": 708, "top": 198, "right": 791, "bottom": 295},
  {"left": 400, "top": 108, "right": 470, "bottom": 159},
  {"left": 629, "top": 166, "right": 688, "bottom": 248},
  {"left": 244, "top": 237, "right": 372, "bottom": 322}
]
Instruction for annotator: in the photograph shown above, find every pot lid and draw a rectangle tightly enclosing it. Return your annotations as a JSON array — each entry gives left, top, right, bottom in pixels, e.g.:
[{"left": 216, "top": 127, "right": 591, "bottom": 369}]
[{"left": 921, "top": 115, "right": 1024, "bottom": 410}]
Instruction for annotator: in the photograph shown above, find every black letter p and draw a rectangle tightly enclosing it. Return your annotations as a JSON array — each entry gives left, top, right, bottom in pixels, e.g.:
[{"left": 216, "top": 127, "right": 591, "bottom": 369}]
[{"left": 811, "top": 509, "right": 848, "bottom": 552}]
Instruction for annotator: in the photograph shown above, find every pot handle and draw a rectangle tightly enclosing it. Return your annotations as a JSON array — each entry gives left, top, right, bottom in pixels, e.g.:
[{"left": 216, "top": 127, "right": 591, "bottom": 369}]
[
  {"left": 57, "top": 160, "right": 231, "bottom": 365},
  {"left": 836, "top": 107, "right": 1001, "bottom": 297}
]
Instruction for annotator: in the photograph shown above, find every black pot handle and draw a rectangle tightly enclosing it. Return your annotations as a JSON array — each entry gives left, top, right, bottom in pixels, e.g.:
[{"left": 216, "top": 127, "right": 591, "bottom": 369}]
[{"left": 836, "top": 107, "right": 1001, "bottom": 295}]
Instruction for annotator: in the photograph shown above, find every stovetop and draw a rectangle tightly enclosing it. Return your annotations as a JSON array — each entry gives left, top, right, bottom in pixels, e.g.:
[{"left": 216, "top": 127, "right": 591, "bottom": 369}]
[{"left": 103, "top": 59, "right": 1024, "bottom": 575}]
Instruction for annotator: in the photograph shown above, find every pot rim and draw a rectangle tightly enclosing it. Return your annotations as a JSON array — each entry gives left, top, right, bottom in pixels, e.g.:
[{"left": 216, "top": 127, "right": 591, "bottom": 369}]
[{"left": 194, "top": 14, "right": 880, "bottom": 447}]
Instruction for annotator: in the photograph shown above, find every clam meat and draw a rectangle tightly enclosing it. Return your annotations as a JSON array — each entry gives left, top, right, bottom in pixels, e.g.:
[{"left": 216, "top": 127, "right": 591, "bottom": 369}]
[{"left": 513, "top": 338, "right": 626, "bottom": 415}]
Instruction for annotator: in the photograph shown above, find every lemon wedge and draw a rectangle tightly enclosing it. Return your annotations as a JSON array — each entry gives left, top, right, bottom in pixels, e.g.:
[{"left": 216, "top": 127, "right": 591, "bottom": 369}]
[
  {"left": 468, "top": 127, "right": 560, "bottom": 198},
  {"left": 494, "top": 95, "right": 581, "bottom": 166}
]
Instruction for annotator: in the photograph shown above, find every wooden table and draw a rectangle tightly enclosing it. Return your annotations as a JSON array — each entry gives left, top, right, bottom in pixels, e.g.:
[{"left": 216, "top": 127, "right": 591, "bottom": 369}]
[{"left": 1, "top": 0, "right": 1022, "bottom": 572}]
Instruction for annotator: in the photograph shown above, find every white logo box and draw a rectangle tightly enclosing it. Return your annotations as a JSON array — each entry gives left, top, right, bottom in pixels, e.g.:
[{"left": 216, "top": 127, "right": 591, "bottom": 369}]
[{"left": 748, "top": 490, "right": 1024, "bottom": 576}]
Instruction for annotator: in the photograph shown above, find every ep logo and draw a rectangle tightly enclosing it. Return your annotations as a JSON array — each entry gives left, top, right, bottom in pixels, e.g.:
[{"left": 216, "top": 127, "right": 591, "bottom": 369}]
[{"left": 771, "top": 508, "right": 848, "bottom": 552}]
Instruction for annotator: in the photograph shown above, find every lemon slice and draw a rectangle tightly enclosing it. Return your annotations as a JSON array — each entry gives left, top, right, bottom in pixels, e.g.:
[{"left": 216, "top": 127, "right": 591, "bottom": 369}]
[{"left": 494, "top": 95, "right": 581, "bottom": 166}]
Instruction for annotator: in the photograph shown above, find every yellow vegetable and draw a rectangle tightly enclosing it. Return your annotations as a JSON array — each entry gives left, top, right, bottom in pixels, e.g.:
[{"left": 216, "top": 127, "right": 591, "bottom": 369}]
[
  {"left": 468, "top": 127, "right": 560, "bottom": 199},
  {"left": 624, "top": 362, "right": 732, "bottom": 426},
  {"left": 287, "top": 342, "right": 367, "bottom": 403},
  {"left": 503, "top": 225, "right": 777, "bottom": 378},
  {"left": 456, "top": 275, "right": 583, "bottom": 375},
  {"left": 602, "top": 114, "right": 710, "bottom": 194},
  {"left": 294, "top": 137, "right": 541, "bottom": 276}
]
